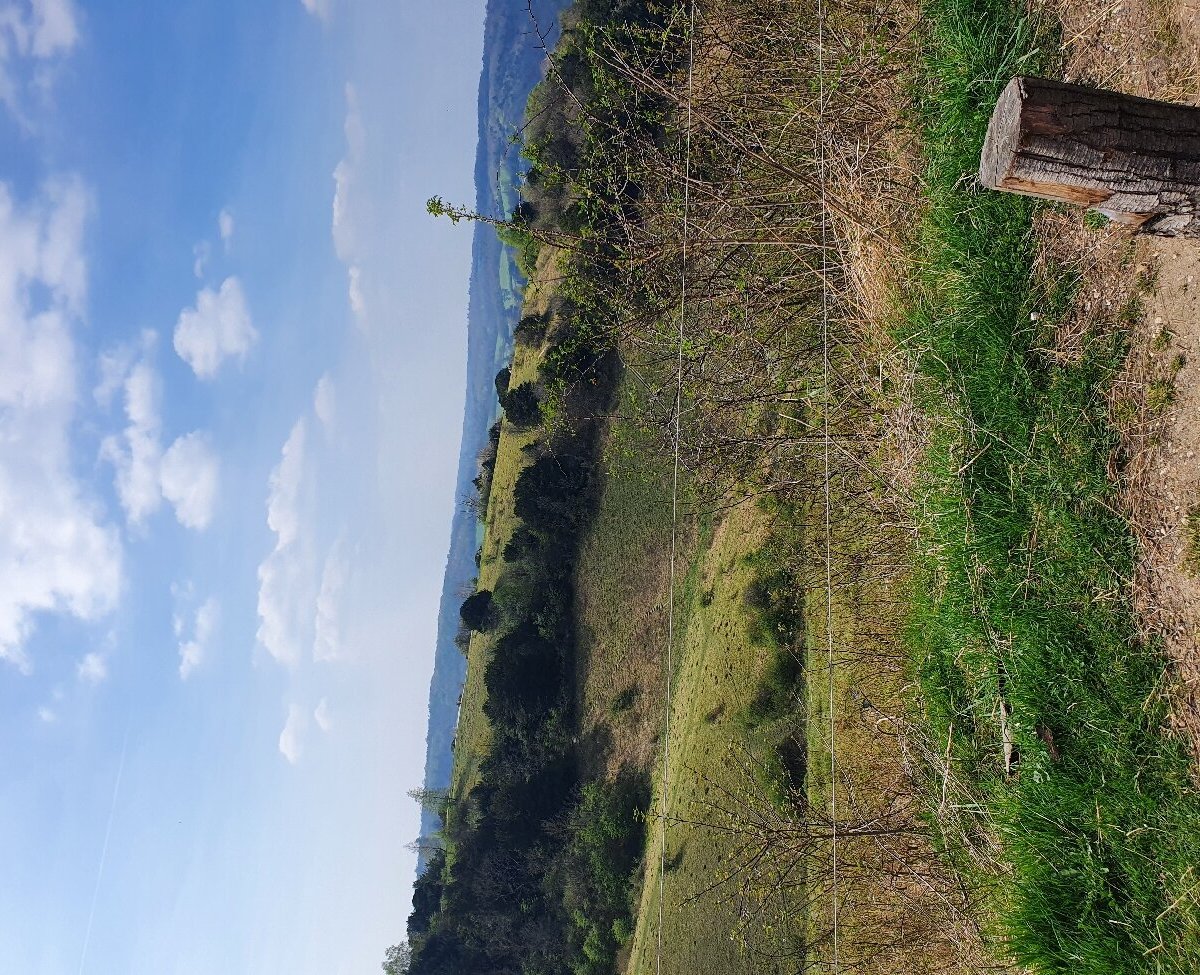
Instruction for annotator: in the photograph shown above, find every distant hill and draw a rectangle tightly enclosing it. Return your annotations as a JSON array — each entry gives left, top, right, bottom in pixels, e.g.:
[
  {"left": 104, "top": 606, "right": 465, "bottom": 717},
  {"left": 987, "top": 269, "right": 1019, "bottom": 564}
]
[{"left": 414, "top": 0, "right": 569, "bottom": 877}]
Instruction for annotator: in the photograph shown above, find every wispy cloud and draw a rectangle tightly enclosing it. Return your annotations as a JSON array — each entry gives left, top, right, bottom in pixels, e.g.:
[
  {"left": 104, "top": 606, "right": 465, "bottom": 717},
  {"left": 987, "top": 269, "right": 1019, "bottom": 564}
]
[
  {"left": 313, "top": 539, "right": 349, "bottom": 662},
  {"left": 173, "top": 276, "right": 257, "bottom": 380},
  {"left": 313, "top": 373, "right": 335, "bottom": 431},
  {"left": 0, "top": 177, "right": 121, "bottom": 672},
  {"left": 101, "top": 352, "right": 162, "bottom": 525},
  {"left": 314, "top": 697, "right": 332, "bottom": 733},
  {"left": 218, "top": 207, "right": 234, "bottom": 248},
  {"left": 77, "top": 651, "right": 107, "bottom": 684},
  {"left": 299, "top": 0, "right": 333, "bottom": 23},
  {"left": 256, "top": 420, "right": 314, "bottom": 667},
  {"left": 278, "top": 703, "right": 307, "bottom": 764},
  {"left": 0, "top": 0, "right": 80, "bottom": 119},
  {"left": 192, "top": 240, "right": 210, "bottom": 279},
  {"left": 331, "top": 84, "right": 369, "bottom": 322},
  {"left": 178, "top": 595, "right": 218, "bottom": 680}
]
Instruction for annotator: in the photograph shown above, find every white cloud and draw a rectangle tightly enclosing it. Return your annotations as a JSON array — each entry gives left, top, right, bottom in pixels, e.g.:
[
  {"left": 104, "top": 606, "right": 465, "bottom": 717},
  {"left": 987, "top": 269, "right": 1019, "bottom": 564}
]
[
  {"left": 314, "top": 697, "right": 332, "bottom": 733},
  {"left": 299, "top": 0, "right": 332, "bottom": 23},
  {"left": 76, "top": 651, "right": 106, "bottom": 684},
  {"left": 313, "top": 374, "right": 335, "bottom": 430},
  {"left": 331, "top": 85, "right": 363, "bottom": 258},
  {"left": 347, "top": 265, "right": 364, "bottom": 318},
  {"left": 218, "top": 208, "right": 234, "bottom": 248},
  {"left": 173, "top": 276, "right": 257, "bottom": 380},
  {"left": 278, "top": 703, "right": 307, "bottom": 764},
  {"left": 178, "top": 595, "right": 218, "bottom": 680},
  {"left": 160, "top": 432, "right": 219, "bottom": 530},
  {"left": 332, "top": 85, "right": 367, "bottom": 321},
  {"left": 27, "top": 0, "right": 78, "bottom": 57},
  {"left": 266, "top": 419, "right": 306, "bottom": 548},
  {"left": 37, "top": 705, "right": 56, "bottom": 723},
  {"left": 0, "top": 178, "right": 121, "bottom": 672},
  {"left": 93, "top": 343, "right": 135, "bottom": 409},
  {"left": 101, "top": 358, "right": 162, "bottom": 525},
  {"left": 0, "top": 0, "right": 80, "bottom": 116},
  {"left": 256, "top": 420, "right": 313, "bottom": 667},
  {"left": 313, "top": 541, "right": 348, "bottom": 662},
  {"left": 192, "top": 240, "right": 210, "bottom": 279},
  {"left": 100, "top": 350, "right": 219, "bottom": 532}
]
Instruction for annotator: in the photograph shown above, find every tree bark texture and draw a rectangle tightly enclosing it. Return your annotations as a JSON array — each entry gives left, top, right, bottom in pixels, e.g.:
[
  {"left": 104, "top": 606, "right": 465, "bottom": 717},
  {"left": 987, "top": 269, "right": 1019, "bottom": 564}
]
[{"left": 980, "top": 76, "right": 1200, "bottom": 236}]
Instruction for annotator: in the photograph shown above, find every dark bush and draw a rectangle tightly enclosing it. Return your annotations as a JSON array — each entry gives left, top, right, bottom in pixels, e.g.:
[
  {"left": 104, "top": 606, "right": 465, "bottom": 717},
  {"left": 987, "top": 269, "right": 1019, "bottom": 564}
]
[
  {"left": 459, "top": 590, "right": 497, "bottom": 633},
  {"left": 502, "top": 382, "right": 542, "bottom": 427}
]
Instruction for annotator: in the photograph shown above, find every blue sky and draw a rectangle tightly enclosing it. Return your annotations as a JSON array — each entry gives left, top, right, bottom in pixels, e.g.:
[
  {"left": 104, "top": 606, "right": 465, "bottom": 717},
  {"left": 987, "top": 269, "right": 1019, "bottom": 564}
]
[{"left": 0, "top": 1, "right": 485, "bottom": 971}]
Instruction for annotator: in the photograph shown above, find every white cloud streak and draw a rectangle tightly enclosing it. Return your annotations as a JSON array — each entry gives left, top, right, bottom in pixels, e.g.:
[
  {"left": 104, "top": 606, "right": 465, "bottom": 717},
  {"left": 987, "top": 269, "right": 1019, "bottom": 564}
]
[
  {"left": 314, "top": 697, "right": 332, "bottom": 733},
  {"left": 172, "top": 276, "right": 257, "bottom": 380},
  {"left": 0, "top": 178, "right": 121, "bottom": 672}
]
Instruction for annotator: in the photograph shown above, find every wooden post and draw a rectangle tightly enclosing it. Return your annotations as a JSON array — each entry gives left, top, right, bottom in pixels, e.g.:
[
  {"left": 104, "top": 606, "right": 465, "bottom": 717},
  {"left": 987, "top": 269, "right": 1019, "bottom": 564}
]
[{"left": 980, "top": 76, "right": 1200, "bottom": 236}]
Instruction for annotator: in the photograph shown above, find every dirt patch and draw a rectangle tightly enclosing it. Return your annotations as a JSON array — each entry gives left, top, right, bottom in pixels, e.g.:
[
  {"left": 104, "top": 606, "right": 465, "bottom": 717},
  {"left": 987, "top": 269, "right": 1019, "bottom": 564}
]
[{"left": 1122, "top": 242, "right": 1200, "bottom": 754}]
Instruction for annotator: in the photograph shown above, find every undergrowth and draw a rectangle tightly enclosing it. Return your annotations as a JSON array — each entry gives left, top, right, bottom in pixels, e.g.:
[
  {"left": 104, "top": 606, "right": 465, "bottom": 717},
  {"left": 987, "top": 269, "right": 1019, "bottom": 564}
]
[{"left": 907, "top": 0, "right": 1200, "bottom": 970}]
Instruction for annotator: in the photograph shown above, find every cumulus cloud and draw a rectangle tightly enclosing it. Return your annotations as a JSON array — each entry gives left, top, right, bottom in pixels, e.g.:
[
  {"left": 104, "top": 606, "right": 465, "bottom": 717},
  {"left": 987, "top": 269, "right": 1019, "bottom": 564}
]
[
  {"left": 218, "top": 208, "right": 234, "bottom": 248},
  {"left": 314, "top": 697, "right": 332, "bottom": 733},
  {"left": 278, "top": 703, "right": 307, "bottom": 764},
  {"left": 313, "top": 541, "right": 348, "bottom": 662},
  {"left": 160, "top": 433, "right": 219, "bottom": 530},
  {"left": 256, "top": 420, "right": 313, "bottom": 667},
  {"left": 173, "top": 276, "right": 257, "bottom": 380},
  {"left": 0, "top": 178, "right": 121, "bottom": 671},
  {"left": 100, "top": 350, "right": 220, "bottom": 532},
  {"left": 37, "top": 705, "right": 56, "bottom": 723},
  {"left": 76, "top": 651, "right": 107, "bottom": 684},
  {"left": 178, "top": 595, "right": 218, "bottom": 680},
  {"left": 313, "top": 374, "right": 335, "bottom": 430}
]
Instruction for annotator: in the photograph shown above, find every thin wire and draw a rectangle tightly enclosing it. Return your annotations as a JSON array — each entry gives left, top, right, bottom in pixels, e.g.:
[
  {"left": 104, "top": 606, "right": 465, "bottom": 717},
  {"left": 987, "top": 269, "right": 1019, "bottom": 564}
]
[
  {"left": 656, "top": 3, "right": 697, "bottom": 974},
  {"left": 817, "top": 0, "right": 841, "bottom": 965}
]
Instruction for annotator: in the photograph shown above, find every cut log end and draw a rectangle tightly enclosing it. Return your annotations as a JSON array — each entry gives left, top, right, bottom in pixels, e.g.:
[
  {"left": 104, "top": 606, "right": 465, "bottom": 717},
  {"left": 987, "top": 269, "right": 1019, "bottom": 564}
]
[
  {"left": 979, "top": 77, "right": 1025, "bottom": 191},
  {"left": 979, "top": 76, "right": 1200, "bottom": 237}
]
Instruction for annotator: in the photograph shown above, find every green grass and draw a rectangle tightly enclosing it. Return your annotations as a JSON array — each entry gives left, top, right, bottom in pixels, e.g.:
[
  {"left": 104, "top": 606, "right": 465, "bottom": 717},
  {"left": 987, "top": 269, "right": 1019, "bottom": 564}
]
[
  {"left": 907, "top": 0, "right": 1200, "bottom": 968},
  {"left": 625, "top": 502, "right": 802, "bottom": 975}
]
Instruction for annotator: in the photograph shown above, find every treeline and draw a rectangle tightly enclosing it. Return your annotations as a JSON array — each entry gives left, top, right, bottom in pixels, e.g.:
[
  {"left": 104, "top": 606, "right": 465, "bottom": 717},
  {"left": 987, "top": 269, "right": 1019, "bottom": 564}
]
[
  {"left": 405, "top": 310, "right": 637, "bottom": 975},
  {"left": 402, "top": 7, "right": 682, "bottom": 971}
]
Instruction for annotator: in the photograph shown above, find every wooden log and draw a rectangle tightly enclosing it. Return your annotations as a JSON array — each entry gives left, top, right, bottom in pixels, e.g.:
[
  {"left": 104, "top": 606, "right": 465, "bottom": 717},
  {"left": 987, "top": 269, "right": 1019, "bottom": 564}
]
[{"left": 980, "top": 76, "right": 1200, "bottom": 236}]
